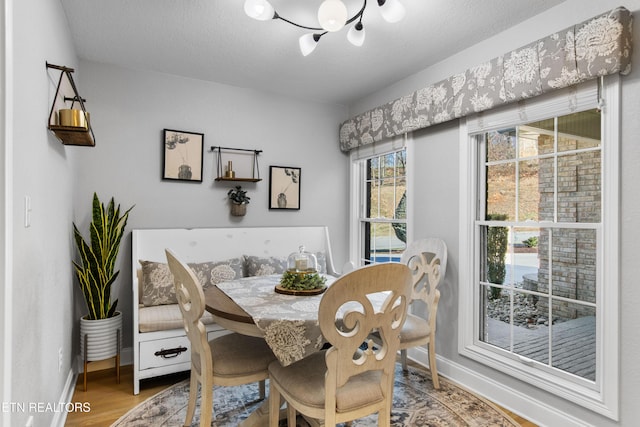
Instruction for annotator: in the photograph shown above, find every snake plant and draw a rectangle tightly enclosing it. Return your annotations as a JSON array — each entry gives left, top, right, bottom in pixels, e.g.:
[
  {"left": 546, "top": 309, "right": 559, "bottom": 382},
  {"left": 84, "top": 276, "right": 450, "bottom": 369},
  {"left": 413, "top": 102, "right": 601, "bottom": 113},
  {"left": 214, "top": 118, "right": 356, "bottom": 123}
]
[{"left": 73, "top": 193, "right": 133, "bottom": 320}]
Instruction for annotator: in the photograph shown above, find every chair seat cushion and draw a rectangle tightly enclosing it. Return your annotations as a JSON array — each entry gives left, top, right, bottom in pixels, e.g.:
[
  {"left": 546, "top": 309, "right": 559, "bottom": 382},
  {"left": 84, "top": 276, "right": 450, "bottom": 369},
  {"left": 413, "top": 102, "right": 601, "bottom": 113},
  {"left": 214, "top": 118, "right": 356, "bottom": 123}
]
[
  {"left": 400, "top": 313, "right": 431, "bottom": 343},
  {"left": 211, "top": 333, "right": 276, "bottom": 377},
  {"left": 268, "top": 350, "right": 384, "bottom": 413}
]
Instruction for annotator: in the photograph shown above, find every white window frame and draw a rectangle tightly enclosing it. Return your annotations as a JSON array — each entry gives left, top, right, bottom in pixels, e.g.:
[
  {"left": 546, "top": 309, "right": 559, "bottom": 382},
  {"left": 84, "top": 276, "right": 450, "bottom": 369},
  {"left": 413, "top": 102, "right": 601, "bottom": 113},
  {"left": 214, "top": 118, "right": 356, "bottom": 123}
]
[
  {"left": 458, "top": 77, "right": 620, "bottom": 419},
  {"left": 349, "top": 134, "right": 413, "bottom": 267}
]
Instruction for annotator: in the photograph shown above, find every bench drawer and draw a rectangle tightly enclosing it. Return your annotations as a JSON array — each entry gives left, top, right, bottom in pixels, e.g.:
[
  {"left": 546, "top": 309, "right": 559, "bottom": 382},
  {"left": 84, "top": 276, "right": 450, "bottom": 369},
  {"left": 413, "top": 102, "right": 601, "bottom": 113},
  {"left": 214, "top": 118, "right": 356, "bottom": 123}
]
[
  {"left": 140, "top": 336, "right": 191, "bottom": 370},
  {"left": 138, "top": 327, "right": 231, "bottom": 371}
]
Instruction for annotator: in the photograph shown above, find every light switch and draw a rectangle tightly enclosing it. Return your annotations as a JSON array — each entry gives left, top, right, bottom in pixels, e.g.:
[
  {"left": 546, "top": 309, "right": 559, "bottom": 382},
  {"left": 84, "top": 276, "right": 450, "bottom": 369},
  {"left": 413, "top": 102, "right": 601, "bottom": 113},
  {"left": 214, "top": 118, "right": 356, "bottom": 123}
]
[{"left": 24, "top": 195, "right": 31, "bottom": 228}]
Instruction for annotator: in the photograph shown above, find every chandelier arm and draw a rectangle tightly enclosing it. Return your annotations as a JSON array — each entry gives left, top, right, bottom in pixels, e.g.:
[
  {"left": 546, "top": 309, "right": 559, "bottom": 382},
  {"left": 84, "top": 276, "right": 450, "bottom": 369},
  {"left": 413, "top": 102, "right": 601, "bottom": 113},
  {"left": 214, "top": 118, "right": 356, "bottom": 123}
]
[
  {"left": 314, "top": 32, "right": 329, "bottom": 42},
  {"left": 346, "top": 0, "right": 367, "bottom": 25},
  {"left": 274, "top": 0, "right": 367, "bottom": 31},
  {"left": 275, "top": 12, "right": 324, "bottom": 31}
]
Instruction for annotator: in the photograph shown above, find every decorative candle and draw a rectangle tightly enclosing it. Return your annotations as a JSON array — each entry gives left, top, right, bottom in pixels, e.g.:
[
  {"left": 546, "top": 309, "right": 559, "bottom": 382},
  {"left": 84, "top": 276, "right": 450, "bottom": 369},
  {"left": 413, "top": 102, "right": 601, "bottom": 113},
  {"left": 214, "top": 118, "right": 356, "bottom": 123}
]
[
  {"left": 295, "top": 258, "right": 308, "bottom": 271},
  {"left": 225, "top": 160, "right": 235, "bottom": 178}
]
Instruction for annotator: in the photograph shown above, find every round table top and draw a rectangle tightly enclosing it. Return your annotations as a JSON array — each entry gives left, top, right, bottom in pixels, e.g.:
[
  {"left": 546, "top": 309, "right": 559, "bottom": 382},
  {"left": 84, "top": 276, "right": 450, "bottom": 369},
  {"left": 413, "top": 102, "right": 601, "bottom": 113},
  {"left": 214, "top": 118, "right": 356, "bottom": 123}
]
[{"left": 204, "top": 285, "right": 254, "bottom": 324}]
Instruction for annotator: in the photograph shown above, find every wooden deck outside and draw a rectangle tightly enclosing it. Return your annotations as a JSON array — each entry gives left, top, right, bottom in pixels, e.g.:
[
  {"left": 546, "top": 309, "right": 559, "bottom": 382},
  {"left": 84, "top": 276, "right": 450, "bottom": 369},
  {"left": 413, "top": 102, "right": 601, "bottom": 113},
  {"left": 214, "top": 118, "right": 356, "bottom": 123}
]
[{"left": 486, "top": 316, "right": 596, "bottom": 380}]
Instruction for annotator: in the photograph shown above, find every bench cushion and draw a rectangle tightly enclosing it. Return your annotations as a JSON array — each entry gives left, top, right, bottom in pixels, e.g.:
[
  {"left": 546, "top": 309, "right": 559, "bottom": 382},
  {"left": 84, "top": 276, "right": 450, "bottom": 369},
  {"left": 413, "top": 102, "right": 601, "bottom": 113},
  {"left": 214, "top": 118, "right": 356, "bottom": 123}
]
[{"left": 139, "top": 304, "right": 216, "bottom": 332}]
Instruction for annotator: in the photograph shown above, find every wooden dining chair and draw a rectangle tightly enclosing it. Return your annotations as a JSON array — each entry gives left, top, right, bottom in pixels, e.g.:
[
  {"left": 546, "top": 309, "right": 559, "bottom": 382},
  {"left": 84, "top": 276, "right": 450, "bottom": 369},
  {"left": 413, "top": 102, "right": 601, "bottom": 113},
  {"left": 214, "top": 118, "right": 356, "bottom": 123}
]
[
  {"left": 165, "top": 249, "right": 277, "bottom": 427},
  {"left": 398, "top": 238, "right": 448, "bottom": 389},
  {"left": 268, "top": 263, "right": 413, "bottom": 427}
]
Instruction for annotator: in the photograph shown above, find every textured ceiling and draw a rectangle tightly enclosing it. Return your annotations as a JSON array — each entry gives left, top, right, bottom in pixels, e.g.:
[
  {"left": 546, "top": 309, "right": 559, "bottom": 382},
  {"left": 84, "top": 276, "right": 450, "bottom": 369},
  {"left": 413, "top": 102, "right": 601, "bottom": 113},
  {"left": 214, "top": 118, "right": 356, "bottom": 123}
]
[{"left": 60, "top": 0, "right": 567, "bottom": 105}]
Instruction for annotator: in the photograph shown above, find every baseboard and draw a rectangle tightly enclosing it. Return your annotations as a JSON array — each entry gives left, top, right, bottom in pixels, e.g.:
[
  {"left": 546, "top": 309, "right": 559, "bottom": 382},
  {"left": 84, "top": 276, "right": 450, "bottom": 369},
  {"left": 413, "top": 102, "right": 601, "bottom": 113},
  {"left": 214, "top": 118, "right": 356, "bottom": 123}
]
[
  {"left": 51, "top": 368, "right": 78, "bottom": 427},
  {"left": 406, "top": 347, "right": 593, "bottom": 427},
  {"left": 53, "top": 347, "right": 134, "bottom": 427}
]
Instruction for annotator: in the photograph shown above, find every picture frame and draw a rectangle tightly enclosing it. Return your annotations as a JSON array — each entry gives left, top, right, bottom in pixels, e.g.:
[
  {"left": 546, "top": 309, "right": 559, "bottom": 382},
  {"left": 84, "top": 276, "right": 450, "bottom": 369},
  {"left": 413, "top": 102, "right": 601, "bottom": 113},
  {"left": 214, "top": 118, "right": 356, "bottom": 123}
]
[
  {"left": 269, "top": 166, "right": 301, "bottom": 210},
  {"left": 162, "top": 129, "right": 204, "bottom": 182}
]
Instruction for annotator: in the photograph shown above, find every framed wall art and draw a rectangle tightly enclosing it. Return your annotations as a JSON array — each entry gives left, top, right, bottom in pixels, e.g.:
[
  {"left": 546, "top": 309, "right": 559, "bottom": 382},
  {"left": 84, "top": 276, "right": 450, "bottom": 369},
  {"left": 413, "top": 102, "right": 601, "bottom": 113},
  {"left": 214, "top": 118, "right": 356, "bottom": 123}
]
[
  {"left": 162, "top": 129, "right": 204, "bottom": 182},
  {"left": 269, "top": 166, "right": 301, "bottom": 210}
]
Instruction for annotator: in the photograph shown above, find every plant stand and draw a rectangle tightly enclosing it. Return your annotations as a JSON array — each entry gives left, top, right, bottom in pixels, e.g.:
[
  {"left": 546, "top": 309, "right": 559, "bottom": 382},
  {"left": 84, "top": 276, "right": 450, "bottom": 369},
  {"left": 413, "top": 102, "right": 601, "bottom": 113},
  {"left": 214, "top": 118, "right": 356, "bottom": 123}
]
[
  {"left": 80, "top": 312, "right": 123, "bottom": 391},
  {"left": 83, "top": 328, "right": 121, "bottom": 391}
]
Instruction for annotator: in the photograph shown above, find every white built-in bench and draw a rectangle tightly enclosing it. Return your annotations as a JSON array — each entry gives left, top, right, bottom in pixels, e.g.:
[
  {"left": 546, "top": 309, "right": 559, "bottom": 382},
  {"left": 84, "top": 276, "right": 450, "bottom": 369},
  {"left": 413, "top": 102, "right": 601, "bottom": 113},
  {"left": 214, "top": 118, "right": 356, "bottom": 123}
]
[{"left": 131, "top": 226, "right": 337, "bottom": 395}]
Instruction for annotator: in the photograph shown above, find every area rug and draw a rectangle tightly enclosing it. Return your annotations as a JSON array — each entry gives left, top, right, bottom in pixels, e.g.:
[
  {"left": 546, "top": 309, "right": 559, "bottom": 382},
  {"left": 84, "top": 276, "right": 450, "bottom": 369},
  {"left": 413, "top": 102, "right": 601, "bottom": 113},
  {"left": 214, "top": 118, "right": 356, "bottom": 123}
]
[{"left": 112, "top": 364, "right": 519, "bottom": 426}]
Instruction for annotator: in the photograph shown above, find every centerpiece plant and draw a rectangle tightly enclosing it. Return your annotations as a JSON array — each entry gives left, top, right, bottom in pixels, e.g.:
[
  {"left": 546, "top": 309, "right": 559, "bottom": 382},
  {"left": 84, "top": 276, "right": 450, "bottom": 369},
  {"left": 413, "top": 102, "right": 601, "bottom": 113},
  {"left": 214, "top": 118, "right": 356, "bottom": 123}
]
[
  {"left": 279, "top": 270, "right": 327, "bottom": 291},
  {"left": 278, "top": 246, "right": 327, "bottom": 293}
]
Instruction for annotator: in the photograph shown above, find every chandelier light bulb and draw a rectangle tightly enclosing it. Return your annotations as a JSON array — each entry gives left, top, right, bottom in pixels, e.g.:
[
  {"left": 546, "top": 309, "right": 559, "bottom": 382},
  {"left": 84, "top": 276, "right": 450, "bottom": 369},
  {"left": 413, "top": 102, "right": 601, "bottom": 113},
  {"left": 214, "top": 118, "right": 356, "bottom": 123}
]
[
  {"left": 347, "top": 22, "right": 365, "bottom": 47},
  {"left": 318, "top": 0, "right": 348, "bottom": 32},
  {"left": 299, "top": 33, "right": 320, "bottom": 56},
  {"left": 244, "top": 0, "right": 275, "bottom": 21},
  {"left": 378, "top": 0, "right": 406, "bottom": 23}
]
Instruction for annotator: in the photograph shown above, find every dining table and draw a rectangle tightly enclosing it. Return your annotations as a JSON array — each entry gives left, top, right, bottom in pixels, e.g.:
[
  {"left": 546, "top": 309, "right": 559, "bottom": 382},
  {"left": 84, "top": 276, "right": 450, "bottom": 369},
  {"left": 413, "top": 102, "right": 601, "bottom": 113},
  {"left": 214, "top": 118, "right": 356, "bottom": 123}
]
[
  {"left": 204, "top": 273, "right": 337, "bottom": 427},
  {"left": 206, "top": 274, "right": 339, "bottom": 363}
]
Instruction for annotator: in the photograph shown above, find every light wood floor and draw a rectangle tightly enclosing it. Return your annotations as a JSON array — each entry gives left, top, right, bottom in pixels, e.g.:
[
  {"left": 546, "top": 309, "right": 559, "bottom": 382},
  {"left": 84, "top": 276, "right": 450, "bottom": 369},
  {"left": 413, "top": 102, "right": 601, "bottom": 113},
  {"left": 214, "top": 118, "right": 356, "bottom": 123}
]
[
  {"left": 65, "top": 364, "right": 537, "bottom": 426},
  {"left": 65, "top": 365, "right": 189, "bottom": 426}
]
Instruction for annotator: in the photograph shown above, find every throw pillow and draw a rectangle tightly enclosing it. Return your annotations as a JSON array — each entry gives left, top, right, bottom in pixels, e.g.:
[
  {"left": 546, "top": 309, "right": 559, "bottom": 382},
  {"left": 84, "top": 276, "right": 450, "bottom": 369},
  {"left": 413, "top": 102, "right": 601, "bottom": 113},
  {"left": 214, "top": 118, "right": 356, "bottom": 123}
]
[
  {"left": 139, "top": 257, "right": 245, "bottom": 306},
  {"left": 139, "top": 260, "right": 176, "bottom": 306},
  {"left": 188, "top": 258, "right": 244, "bottom": 289},
  {"left": 244, "top": 255, "right": 287, "bottom": 276}
]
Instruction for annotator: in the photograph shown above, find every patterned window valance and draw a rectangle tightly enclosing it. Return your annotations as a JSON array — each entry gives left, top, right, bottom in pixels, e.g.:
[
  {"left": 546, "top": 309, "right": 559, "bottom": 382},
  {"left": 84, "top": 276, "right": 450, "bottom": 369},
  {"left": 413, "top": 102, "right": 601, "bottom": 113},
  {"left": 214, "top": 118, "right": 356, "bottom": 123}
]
[{"left": 339, "top": 6, "right": 632, "bottom": 152}]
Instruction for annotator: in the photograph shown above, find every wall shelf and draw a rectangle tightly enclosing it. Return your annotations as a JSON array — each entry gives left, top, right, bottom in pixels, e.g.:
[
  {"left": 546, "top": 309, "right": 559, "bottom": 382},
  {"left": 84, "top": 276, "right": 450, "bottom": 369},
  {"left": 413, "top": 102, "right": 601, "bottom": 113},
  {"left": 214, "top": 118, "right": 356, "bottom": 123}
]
[
  {"left": 211, "top": 146, "right": 262, "bottom": 182},
  {"left": 215, "top": 177, "right": 262, "bottom": 182},
  {"left": 46, "top": 62, "right": 95, "bottom": 146},
  {"left": 47, "top": 125, "right": 94, "bottom": 146}
]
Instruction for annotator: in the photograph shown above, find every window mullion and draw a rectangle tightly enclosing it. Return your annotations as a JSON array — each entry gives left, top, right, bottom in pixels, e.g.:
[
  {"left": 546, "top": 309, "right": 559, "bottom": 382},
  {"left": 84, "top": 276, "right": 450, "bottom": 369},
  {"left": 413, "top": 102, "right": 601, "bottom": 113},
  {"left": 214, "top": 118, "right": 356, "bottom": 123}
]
[
  {"left": 393, "top": 153, "right": 397, "bottom": 220},
  {"left": 548, "top": 229, "right": 554, "bottom": 369},
  {"left": 554, "top": 116, "right": 559, "bottom": 224},
  {"left": 515, "top": 127, "right": 520, "bottom": 223}
]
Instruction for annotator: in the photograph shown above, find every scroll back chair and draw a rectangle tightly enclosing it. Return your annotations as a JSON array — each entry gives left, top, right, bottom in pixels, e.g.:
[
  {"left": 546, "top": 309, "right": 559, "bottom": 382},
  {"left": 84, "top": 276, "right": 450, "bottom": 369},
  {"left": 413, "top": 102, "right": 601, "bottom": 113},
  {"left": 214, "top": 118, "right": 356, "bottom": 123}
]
[
  {"left": 165, "top": 249, "right": 277, "bottom": 427},
  {"left": 399, "top": 238, "right": 448, "bottom": 389},
  {"left": 267, "top": 263, "right": 413, "bottom": 427}
]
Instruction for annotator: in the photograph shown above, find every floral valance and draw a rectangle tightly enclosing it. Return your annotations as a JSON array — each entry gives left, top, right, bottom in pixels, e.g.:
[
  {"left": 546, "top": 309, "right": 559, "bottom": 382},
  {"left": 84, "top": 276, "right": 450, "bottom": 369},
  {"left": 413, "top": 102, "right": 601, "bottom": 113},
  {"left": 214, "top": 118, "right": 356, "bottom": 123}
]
[{"left": 339, "top": 6, "right": 632, "bottom": 152}]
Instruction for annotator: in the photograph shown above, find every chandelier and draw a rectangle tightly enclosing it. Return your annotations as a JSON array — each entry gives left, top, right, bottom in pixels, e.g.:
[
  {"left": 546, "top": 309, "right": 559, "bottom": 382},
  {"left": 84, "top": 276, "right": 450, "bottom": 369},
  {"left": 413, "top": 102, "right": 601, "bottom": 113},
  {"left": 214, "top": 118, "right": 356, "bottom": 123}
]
[{"left": 243, "top": 0, "right": 406, "bottom": 56}]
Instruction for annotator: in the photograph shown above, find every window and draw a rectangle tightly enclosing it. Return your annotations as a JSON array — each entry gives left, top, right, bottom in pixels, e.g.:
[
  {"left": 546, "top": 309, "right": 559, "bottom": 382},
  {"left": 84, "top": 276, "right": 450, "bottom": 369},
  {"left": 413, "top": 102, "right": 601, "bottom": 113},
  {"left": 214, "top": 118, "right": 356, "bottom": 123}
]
[
  {"left": 349, "top": 135, "right": 410, "bottom": 266},
  {"left": 459, "top": 79, "right": 619, "bottom": 419}
]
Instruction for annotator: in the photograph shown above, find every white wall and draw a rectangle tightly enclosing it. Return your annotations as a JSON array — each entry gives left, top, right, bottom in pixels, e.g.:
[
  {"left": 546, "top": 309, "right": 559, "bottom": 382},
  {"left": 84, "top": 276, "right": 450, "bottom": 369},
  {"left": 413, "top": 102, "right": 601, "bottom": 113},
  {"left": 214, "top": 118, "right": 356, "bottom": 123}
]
[
  {"left": 6, "top": 3, "right": 349, "bottom": 425},
  {"left": 71, "top": 61, "right": 350, "bottom": 357},
  {"left": 7, "top": 0, "right": 79, "bottom": 426},
  {"left": 348, "top": 1, "right": 640, "bottom": 426}
]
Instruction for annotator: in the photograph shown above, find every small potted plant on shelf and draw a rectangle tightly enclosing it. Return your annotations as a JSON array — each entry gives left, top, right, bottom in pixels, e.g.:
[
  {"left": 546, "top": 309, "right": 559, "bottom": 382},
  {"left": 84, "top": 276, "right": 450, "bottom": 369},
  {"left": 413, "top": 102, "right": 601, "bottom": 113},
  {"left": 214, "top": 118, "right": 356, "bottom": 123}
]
[{"left": 228, "top": 185, "right": 250, "bottom": 216}]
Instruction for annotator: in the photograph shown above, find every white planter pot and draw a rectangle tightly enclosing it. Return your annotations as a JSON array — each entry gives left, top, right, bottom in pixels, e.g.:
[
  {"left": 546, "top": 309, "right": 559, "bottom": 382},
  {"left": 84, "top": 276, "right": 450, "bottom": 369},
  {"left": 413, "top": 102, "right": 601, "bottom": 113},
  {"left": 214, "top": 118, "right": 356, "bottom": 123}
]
[{"left": 80, "top": 311, "right": 122, "bottom": 362}]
